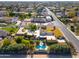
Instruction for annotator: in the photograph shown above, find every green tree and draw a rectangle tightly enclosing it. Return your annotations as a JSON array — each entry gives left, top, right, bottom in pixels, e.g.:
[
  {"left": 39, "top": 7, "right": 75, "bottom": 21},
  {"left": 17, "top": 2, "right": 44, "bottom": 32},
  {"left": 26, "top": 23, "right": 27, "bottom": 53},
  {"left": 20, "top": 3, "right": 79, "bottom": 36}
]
[
  {"left": 36, "top": 40, "right": 40, "bottom": 45},
  {"left": 30, "top": 40, "right": 35, "bottom": 44},
  {"left": 29, "top": 44, "right": 35, "bottom": 58},
  {"left": 28, "top": 24, "right": 37, "bottom": 31},
  {"left": 50, "top": 44, "right": 70, "bottom": 54},
  {"left": 3, "top": 38, "right": 10, "bottom": 47},
  {"left": 9, "top": 12, "right": 15, "bottom": 17},
  {"left": 28, "top": 13, "right": 32, "bottom": 17},
  {"left": 22, "top": 39, "right": 30, "bottom": 47},
  {"left": 15, "top": 36, "right": 23, "bottom": 43},
  {"left": 61, "top": 18, "right": 70, "bottom": 25},
  {"left": 6, "top": 43, "right": 26, "bottom": 53}
]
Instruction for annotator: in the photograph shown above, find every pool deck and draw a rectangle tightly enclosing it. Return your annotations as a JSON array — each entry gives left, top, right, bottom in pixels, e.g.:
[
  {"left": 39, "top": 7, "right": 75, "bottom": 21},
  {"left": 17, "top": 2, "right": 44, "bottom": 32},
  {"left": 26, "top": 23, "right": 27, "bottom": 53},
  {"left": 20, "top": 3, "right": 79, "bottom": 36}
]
[
  {"left": 32, "top": 54, "right": 72, "bottom": 58},
  {"left": 33, "top": 54, "right": 48, "bottom": 58}
]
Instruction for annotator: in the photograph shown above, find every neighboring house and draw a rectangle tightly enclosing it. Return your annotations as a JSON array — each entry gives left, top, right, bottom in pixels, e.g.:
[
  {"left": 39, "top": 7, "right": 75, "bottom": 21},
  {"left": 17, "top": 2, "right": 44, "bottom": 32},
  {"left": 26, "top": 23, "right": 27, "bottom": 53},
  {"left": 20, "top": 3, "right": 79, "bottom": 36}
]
[
  {"left": 31, "top": 18, "right": 47, "bottom": 23},
  {"left": 40, "top": 23, "right": 54, "bottom": 34},
  {"left": 26, "top": 8, "right": 33, "bottom": 12},
  {"left": 0, "top": 11, "right": 7, "bottom": 17},
  {"left": 0, "top": 30, "right": 9, "bottom": 38},
  {"left": 40, "top": 32, "right": 56, "bottom": 40},
  {"left": 39, "top": 22, "right": 56, "bottom": 40},
  {"left": 31, "top": 17, "right": 53, "bottom": 23},
  {"left": 76, "top": 17, "right": 79, "bottom": 22},
  {"left": 45, "top": 16, "right": 53, "bottom": 21},
  {"left": 11, "top": 17, "right": 18, "bottom": 23},
  {"left": 0, "top": 17, "right": 17, "bottom": 23},
  {"left": 76, "top": 12, "right": 79, "bottom": 16},
  {"left": 56, "top": 11, "right": 64, "bottom": 17},
  {"left": 48, "top": 7, "right": 56, "bottom": 11},
  {"left": 20, "top": 7, "right": 27, "bottom": 12}
]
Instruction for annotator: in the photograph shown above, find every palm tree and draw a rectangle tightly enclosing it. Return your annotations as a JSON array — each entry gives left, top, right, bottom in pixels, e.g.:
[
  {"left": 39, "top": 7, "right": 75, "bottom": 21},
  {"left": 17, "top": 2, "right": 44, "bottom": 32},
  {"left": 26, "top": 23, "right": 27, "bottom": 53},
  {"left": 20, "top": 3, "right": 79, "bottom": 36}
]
[{"left": 29, "top": 44, "right": 34, "bottom": 58}]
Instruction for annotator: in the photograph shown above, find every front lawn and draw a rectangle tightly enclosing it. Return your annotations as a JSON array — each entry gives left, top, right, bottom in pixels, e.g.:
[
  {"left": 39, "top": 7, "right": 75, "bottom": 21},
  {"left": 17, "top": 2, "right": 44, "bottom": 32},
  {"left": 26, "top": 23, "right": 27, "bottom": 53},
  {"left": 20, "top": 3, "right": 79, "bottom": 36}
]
[{"left": 0, "top": 27, "right": 19, "bottom": 34}]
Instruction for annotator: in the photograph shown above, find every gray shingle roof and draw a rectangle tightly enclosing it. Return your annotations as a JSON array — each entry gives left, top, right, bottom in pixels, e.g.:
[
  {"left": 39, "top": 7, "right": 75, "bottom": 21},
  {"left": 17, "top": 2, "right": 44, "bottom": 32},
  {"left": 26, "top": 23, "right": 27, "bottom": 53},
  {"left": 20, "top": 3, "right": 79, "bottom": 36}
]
[
  {"left": 31, "top": 17, "right": 52, "bottom": 23},
  {"left": 31, "top": 18, "right": 47, "bottom": 23},
  {"left": 0, "top": 30, "right": 9, "bottom": 37}
]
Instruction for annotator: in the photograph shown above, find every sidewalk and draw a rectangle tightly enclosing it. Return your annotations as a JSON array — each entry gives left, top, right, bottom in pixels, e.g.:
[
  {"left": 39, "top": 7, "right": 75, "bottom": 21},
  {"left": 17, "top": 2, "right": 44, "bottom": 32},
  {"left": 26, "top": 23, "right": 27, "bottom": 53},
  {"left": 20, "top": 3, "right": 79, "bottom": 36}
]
[
  {"left": 33, "top": 54, "right": 48, "bottom": 58},
  {"left": 72, "top": 53, "right": 79, "bottom": 58}
]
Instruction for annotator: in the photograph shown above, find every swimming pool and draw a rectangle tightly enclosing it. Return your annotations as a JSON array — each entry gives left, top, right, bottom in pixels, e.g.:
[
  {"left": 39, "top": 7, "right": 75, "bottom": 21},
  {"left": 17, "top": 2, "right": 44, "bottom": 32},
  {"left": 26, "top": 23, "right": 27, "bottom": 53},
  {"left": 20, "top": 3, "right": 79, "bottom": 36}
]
[
  {"left": 36, "top": 41, "right": 47, "bottom": 50},
  {"left": 36, "top": 45, "right": 46, "bottom": 50}
]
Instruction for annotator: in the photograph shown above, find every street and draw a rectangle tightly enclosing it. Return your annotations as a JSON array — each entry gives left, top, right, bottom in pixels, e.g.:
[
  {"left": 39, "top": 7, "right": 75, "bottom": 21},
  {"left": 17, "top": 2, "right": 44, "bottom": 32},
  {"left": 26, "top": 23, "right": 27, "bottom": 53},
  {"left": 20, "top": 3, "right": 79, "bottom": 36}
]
[{"left": 45, "top": 7, "right": 79, "bottom": 53}]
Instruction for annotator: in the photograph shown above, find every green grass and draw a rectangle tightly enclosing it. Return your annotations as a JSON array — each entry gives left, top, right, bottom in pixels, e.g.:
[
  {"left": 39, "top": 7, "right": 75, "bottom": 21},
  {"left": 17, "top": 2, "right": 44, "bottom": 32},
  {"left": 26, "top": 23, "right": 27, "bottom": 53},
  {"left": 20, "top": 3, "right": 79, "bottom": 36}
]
[
  {"left": 0, "top": 27, "right": 19, "bottom": 34},
  {"left": 47, "top": 40, "right": 58, "bottom": 46},
  {"left": 49, "top": 43, "right": 71, "bottom": 54}
]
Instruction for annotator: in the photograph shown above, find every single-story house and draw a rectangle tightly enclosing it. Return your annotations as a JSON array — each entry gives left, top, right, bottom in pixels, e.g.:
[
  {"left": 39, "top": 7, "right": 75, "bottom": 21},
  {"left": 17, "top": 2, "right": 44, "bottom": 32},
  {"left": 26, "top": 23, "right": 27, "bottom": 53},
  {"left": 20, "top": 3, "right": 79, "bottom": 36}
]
[
  {"left": 0, "top": 30, "right": 9, "bottom": 38},
  {"left": 31, "top": 17, "right": 53, "bottom": 23},
  {"left": 0, "top": 17, "right": 17, "bottom": 23}
]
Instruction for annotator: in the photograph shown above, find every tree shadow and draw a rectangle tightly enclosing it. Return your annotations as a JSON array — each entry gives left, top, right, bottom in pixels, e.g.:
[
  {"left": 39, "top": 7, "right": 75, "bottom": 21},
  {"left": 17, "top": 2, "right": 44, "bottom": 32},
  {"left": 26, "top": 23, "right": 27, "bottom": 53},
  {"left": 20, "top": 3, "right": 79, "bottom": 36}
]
[
  {"left": 0, "top": 54, "right": 27, "bottom": 58},
  {"left": 48, "top": 53, "right": 72, "bottom": 58}
]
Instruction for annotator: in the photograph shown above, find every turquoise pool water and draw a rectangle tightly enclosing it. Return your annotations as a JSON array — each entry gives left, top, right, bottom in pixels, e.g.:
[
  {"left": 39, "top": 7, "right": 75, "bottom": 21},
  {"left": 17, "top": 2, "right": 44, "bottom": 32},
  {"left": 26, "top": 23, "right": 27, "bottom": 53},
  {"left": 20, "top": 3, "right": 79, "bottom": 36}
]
[
  {"left": 36, "top": 41, "right": 47, "bottom": 50},
  {"left": 36, "top": 45, "right": 46, "bottom": 50}
]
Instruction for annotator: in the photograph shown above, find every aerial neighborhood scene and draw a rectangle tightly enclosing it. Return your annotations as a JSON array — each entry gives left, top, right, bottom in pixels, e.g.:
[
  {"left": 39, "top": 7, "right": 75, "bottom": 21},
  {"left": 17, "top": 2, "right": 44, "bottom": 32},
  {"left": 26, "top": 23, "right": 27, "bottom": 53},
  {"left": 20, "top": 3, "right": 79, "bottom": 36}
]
[{"left": 0, "top": 1, "right": 79, "bottom": 58}]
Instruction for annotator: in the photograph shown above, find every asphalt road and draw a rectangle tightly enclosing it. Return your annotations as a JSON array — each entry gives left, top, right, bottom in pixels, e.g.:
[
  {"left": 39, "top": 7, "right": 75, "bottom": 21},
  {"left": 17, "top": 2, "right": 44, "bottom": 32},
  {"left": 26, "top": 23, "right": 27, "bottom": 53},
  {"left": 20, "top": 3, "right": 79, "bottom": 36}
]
[{"left": 45, "top": 7, "right": 79, "bottom": 53}]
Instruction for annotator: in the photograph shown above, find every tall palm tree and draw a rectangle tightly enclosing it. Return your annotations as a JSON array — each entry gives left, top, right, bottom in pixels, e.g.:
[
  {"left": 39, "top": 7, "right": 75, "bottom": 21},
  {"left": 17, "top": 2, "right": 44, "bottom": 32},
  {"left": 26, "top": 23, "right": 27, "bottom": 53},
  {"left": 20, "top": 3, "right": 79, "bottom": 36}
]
[{"left": 29, "top": 44, "right": 35, "bottom": 58}]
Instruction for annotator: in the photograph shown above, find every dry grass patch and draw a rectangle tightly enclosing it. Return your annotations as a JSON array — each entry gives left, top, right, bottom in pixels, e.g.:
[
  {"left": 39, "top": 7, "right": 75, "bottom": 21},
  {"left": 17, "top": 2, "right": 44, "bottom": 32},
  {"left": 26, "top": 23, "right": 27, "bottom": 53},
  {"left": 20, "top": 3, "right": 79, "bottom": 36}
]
[{"left": 53, "top": 28, "right": 63, "bottom": 38}]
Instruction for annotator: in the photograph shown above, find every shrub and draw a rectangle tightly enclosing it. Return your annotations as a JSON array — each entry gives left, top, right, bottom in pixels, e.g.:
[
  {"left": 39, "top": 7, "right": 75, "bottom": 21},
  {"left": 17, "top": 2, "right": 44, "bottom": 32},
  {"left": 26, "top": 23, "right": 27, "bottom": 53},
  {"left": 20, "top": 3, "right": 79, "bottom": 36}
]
[
  {"left": 36, "top": 40, "right": 40, "bottom": 45},
  {"left": 22, "top": 39, "right": 30, "bottom": 47},
  {"left": 0, "top": 43, "right": 28, "bottom": 54},
  {"left": 15, "top": 36, "right": 23, "bottom": 43},
  {"left": 2, "top": 38, "right": 11, "bottom": 47},
  {"left": 47, "top": 40, "right": 58, "bottom": 46},
  {"left": 49, "top": 44, "right": 71, "bottom": 54},
  {"left": 30, "top": 40, "right": 35, "bottom": 44}
]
